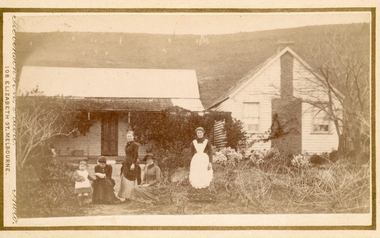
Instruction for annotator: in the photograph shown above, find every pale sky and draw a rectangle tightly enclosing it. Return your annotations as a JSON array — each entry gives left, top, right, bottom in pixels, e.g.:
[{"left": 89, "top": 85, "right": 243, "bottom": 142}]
[{"left": 15, "top": 12, "right": 371, "bottom": 35}]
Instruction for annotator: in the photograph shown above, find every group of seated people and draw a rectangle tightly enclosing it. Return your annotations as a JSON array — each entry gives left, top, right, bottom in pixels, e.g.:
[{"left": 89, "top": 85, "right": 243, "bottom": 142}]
[
  {"left": 74, "top": 127, "right": 212, "bottom": 206},
  {"left": 73, "top": 153, "right": 164, "bottom": 206}
]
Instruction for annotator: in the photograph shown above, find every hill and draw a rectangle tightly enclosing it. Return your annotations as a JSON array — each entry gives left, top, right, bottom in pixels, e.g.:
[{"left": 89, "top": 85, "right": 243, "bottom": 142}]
[{"left": 16, "top": 23, "right": 370, "bottom": 108}]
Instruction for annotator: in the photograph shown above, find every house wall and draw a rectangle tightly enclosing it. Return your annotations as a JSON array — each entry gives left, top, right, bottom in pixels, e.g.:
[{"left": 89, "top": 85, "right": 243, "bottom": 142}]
[
  {"left": 293, "top": 58, "right": 329, "bottom": 101},
  {"left": 52, "top": 116, "right": 148, "bottom": 158},
  {"left": 293, "top": 56, "right": 340, "bottom": 153},
  {"left": 213, "top": 52, "right": 340, "bottom": 154},
  {"left": 213, "top": 59, "right": 282, "bottom": 152},
  {"left": 301, "top": 103, "right": 339, "bottom": 153},
  {"left": 52, "top": 120, "right": 102, "bottom": 157}
]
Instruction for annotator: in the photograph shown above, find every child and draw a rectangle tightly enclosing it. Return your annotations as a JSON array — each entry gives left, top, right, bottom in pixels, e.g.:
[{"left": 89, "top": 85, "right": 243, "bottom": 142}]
[{"left": 74, "top": 160, "right": 94, "bottom": 206}]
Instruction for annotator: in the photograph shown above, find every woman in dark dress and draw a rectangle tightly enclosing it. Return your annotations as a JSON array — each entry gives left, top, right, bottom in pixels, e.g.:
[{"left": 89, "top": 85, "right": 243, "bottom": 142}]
[
  {"left": 118, "top": 131, "right": 141, "bottom": 202},
  {"left": 92, "top": 157, "right": 120, "bottom": 204},
  {"left": 130, "top": 154, "right": 167, "bottom": 204}
]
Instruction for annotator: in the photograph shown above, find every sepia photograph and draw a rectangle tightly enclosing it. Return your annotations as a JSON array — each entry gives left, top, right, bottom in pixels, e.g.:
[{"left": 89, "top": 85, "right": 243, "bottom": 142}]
[{"left": 2, "top": 7, "right": 375, "bottom": 233}]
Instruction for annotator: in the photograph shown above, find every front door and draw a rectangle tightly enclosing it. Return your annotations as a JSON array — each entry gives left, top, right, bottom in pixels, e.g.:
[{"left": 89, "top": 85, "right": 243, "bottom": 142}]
[{"left": 101, "top": 113, "right": 118, "bottom": 156}]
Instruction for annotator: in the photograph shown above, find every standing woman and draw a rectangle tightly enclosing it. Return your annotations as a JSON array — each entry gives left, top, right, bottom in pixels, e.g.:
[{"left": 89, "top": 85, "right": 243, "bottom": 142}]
[
  {"left": 189, "top": 127, "right": 213, "bottom": 189},
  {"left": 118, "top": 131, "right": 141, "bottom": 202}
]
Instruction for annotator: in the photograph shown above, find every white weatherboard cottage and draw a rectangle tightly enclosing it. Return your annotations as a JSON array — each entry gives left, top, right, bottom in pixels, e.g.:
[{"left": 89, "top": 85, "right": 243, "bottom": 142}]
[
  {"left": 18, "top": 67, "right": 204, "bottom": 158},
  {"left": 209, "top": 47, "right": 341, "bottom": 154}
]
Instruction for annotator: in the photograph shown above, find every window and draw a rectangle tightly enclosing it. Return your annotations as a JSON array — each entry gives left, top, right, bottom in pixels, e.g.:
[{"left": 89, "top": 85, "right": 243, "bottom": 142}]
[
  {"left": 312, "top": 107, "right": 330, "bottom": 132},
  {"left": 243, "top": 102, "right": 260, "bottom": 132}
]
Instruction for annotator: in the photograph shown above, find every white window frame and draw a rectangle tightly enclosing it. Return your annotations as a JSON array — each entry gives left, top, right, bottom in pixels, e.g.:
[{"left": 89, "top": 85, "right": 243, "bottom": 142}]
[
  {"left": 312, "top": 106, "right": 331, "bottom": 133},
  {"left": 243, "top": 102, "right": 260, "bottom": 133}
]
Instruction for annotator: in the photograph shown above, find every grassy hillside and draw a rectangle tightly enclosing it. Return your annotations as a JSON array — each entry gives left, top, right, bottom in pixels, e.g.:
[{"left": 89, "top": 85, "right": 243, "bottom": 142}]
[{"left": 16, "top": 23, "right": 370, "bottom": 108}]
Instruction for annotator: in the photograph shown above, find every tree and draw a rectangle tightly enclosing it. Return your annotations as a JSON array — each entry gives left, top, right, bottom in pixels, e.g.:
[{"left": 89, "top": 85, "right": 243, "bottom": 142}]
[
  {"left": 285, "top": 24, "right": 371, "bottom": 158},
  {"left": 304, "top": 27, "right": 370, "bottom": 157},
  {"left": 254, "top": 24, "right": 370, "bottom": 159},
  {"left": 16, "top": 91, "right": 96, "bottom": 170}
]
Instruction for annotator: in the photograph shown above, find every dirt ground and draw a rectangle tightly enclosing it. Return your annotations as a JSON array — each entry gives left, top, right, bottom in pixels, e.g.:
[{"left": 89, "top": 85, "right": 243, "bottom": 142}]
[
  {"left": 82, "top": 192, "right": 258, "bottom": 216},
  {"left": 82, "top": 163, "right": 259, "bottom": 216}
]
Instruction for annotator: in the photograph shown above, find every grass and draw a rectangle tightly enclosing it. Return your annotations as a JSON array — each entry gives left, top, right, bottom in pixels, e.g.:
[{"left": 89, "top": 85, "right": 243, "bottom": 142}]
[
  {"left": 16, "top": 155, "right": 370, "bottom": 218},
  {"left": 16, "top": 23, "right": 370, "bottom": 108},
  {"left": 228, "top": 159, "right": 371, "bottom": 214}
]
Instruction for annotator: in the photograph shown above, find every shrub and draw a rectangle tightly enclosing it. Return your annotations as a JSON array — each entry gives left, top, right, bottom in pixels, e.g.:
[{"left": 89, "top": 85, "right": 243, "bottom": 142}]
[
  {"left": 329, "top": 149, "right": 339, "bottom": 162},
  {"left": 220, "top": 149, "right": 370, "bottom": 214},
  {"left": 17, "top": 157, "right": 83, "bottom": 218},
  {"left": 291, "top": 153, "right": 311, "bottom": 168},
  {"left": 224, "top": 118, "right": 247, "bottom": 150},
  {"left": 213, "top": 147, "right": 243, "bottom": 166},
  {"left": 248, "top": 148, "right": 288, "bottom": 174},
  {"left": 310, "top": 154, "right": 324, "bottom": 165}
]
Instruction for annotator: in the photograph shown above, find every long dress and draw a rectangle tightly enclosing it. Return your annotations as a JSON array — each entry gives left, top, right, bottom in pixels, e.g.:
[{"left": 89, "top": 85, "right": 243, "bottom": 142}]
[
  {"left": 189, "top": 138, "right": 213, "bottom": 189},
  {"left": 130, "top": 164, "right": 168, "bottom": 204},
  {"left": 92, "top": 164, "right": 119, "bottom": 204},
  {"left": 118, "top": 141, "right": 141, "bottom": 199},
  {"left": 74, "top": 170, "right": 93, "bottom": 194}
]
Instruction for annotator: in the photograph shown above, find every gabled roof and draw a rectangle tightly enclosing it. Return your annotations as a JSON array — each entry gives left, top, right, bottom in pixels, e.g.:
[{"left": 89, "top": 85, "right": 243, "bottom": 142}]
[
  {"left": 18, "top": 66, "right": 200, "bottom": 98},
  {"left": 18, "top": 66, "right": 204, "bottom": 111},
  {"left": 208, "top": 47, "right": 337, "bottom": 109}
]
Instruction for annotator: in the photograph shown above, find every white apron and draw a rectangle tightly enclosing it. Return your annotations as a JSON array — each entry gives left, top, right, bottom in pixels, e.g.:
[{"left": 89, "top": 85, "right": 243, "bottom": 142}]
[
  {"left": 189, "top": 139, "right": 213, "bottom": 189},
  {"left": 75, "top": 170, "right": 91, "bottom": 189}
]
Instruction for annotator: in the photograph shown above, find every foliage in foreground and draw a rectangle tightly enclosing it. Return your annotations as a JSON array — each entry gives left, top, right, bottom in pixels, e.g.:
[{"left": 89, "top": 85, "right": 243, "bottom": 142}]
[
  {"left": 130, "top": 107, "right": 246, "bottom": 175},
  {"left": 17, "top": 157, "right": 82, "bottom": 218},
  {"left": 212, "top": 148, "right": 371, "bottom": 214},
  {"left": 17, "top": 149, "right": 370, "bottom": 217}
]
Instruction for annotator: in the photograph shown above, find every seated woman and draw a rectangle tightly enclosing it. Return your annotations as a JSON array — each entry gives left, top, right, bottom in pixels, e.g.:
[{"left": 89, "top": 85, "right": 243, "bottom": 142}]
[
  {"left": 92, "top": 156, "right": 120, "bottom": 204},
  {"left": 130, "top": 154, "right": 167, "bottom": 204}
]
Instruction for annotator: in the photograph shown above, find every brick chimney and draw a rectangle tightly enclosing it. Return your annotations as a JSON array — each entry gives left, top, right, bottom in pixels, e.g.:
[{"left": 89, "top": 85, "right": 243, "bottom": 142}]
[
  {"left": 280, "top": 51, "right": 294, "bottom": 98},
  {"left": 277, "top": 40, "right": 295, "bottom": 98},
  {"left": 276, "top": 40, "right": 295, "bottom": 52}
]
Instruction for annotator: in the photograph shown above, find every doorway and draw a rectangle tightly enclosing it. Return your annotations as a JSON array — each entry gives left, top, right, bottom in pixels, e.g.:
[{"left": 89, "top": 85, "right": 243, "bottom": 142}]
[{"left": 101, "top": 113, "right": 118, "bottom": 156}]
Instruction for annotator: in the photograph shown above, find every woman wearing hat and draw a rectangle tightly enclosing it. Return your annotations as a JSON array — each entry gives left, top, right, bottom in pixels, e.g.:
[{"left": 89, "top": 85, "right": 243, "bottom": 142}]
[
  {"left": 118, "top": 131, "right": 141, "bottom": 202},
  {"left": 92, "top": 156, "right": 120, "bottom": 204},
  {"left": 189, "top": 127, "right": 213, "bottom": 189},
  {"left": 130, "top": 154, "right": 167, "bottom": 204}
]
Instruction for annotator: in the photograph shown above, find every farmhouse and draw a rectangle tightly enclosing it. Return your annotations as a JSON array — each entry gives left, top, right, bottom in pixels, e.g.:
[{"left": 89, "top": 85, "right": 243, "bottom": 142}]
[
  {"left": 208, "top": 46, "right": 341, "bottom": 155},
  {"left": 17, "top": 66, "right": 204, "bottom": 158}
]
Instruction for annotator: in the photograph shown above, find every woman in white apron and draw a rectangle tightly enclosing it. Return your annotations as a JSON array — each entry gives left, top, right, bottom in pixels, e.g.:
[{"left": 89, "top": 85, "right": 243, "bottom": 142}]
[{"left": 189, "top": 127, "right": 213, "bottom": 189}]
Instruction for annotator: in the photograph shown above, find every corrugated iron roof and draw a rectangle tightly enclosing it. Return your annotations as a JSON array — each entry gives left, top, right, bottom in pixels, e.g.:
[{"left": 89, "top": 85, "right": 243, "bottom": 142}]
[
  {"left": 18, "top": 66, "right": 205, "bottom": 111},
  {"left": 18, "top": 67, "right": 200, "bottom": 99}
]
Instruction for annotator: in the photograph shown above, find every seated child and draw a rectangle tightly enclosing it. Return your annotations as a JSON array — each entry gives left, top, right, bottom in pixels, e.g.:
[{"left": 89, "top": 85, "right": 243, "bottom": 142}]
[{"left": 73, "top": 160, "right": 94, "bottom": 206}]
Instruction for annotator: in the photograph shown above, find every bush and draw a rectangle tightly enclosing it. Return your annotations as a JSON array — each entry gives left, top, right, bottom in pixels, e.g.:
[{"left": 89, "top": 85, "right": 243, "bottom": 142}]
[
  {"left": 153, "top": 144, "right": 192, "bottom": 182},
  {"left": 215, "top": 149, "right": 371, "bottom": 213},
  {"left": 291, "top": 153, "right": 311, "bottom": 168},
  {"left": 329, "top": 150, "right": 339, "bottom": 162},
  {"left": 17, "top": 157, "right": 83, "bottom": 218},
  {"left": 249, "top": 148, "right": 289, "bottom": 174},
  {"left": 213, "top": 147, "right": 243, "bottom": 166}
]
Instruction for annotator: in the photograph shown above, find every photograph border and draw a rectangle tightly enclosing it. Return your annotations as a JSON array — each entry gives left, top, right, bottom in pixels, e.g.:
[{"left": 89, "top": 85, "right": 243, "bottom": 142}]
[{"left": 1, "top": 7, "right": 376, "bottom": 231}]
